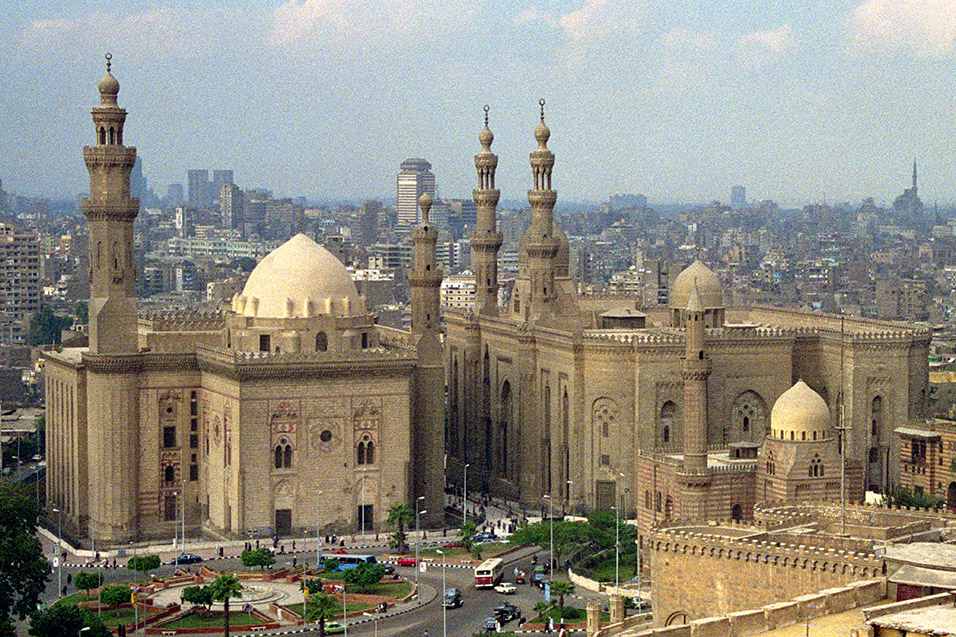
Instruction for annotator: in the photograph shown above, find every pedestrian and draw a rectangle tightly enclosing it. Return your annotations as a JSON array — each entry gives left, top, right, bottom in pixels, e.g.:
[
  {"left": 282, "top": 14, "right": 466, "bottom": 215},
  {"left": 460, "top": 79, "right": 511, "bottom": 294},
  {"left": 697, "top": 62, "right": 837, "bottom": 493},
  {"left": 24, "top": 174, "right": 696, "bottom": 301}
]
[
  {"left": 292, "top": 540, "right": 296, "bottom": 551},
  {"left": 61, "top": 585, "right": 67, "bottom": 596},
  {"left": 255, "top": 539, "right": 260, "bottom": 550},
  {"left": 293, "top": 556, "right": 297, "bottom": 568},
  {"left": 67, "top": 573, "right": 72, "bottom": 585},
  {"left": 219, "top": 546, "right": 224, "bottom": 557},
  {"left": 559, "top": 628, "right": 567, "bottom": 637}
]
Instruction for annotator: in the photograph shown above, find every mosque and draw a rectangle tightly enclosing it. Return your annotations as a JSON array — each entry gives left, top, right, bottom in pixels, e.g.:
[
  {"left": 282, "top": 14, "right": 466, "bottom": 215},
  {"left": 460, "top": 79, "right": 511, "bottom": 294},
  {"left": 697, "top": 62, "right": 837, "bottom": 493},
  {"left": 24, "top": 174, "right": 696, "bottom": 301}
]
[
  {"left": 43, "top": 60, "right": 445, "bottom": 545},
  {"left": 445, "top": 102, "right": 931, "bottom": 531}
]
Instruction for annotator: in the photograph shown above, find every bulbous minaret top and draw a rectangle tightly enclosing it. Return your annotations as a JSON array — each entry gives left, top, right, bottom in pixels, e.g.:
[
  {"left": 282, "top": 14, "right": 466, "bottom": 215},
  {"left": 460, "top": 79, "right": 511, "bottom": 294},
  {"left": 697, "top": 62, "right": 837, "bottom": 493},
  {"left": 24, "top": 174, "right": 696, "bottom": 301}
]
[
  {"left": 97, "top": 53, "right": 120, "bottom": 106},
  {"left": 418, "top": 190, "right": 433, "bottom": 225},
  {"left": 530, "top": 99, "right": 555, "bottom": 190},
  {"left": 478, "top": 105, "right": 494, "bottom": 151},
  {"left": 534, "top": 98, "right": 551, "bottom": 147}
]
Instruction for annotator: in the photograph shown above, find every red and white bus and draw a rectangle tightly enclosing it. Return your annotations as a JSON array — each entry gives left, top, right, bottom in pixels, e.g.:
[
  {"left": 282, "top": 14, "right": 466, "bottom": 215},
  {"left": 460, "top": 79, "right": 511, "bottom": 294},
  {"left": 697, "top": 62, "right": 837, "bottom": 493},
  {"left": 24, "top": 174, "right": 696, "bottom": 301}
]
[{"left": 475, "top": 558, "right": 504, "bottom": 588}]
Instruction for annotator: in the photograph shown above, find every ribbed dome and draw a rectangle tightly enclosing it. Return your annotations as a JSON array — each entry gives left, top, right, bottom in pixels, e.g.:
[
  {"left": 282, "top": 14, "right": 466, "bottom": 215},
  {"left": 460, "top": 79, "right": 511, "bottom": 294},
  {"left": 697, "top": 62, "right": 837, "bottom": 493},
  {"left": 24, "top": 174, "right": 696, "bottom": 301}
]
[
  {"left": 670, "top": 259, "right": 723, "bottom": 310},
  {"left": 238, "top": 234, "right": 361, "bottom": 318},
  {"left": 771, "top": 380, "right": 830, "bottom": 439}
]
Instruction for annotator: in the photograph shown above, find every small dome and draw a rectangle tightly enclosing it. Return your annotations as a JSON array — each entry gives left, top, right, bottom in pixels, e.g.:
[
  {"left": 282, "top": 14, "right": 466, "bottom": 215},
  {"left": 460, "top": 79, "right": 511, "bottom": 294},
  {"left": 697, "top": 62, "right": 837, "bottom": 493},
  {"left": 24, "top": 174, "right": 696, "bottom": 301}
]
[
  {"left": 98, "top": 72, "right": 119, "bottom": 104},
  {"left": 535, "top": 120, "right": 551, "bottom": 146},
  {"left": 239, "top": 234, "right": 361, "bottom": 318},
  {"left": 670, "top": 259, "right": 723, "bottom": 309},
  {"left": 479, "top": 125, "right": 494, "bottom": 148},
  {"left": 770, "top": 380, "right": 830, "bottom": 439}
]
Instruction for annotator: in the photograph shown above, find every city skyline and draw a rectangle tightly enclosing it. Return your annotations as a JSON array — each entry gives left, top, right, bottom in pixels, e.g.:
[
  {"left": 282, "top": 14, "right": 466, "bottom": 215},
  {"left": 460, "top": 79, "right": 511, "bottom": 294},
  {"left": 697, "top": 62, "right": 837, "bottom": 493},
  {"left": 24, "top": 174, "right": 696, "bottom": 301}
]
[{"left": 4, "top": 0, "right": 956, "bottom": 206}]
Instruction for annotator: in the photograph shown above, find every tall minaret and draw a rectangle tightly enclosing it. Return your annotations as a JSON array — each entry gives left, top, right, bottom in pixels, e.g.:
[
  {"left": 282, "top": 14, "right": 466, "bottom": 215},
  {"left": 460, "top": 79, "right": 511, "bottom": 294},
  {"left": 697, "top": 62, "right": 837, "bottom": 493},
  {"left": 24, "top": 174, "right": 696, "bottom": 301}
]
[
  {"left": 681, "top": 281, "right": 710, "bottom": 474},
  {"left": 912, "top": 159, "right": 918, "bottom": 192},
  {"left": 471, "top": 106, "right": 502, "bottom": 316},
  {"left": 83, "top": 53, "right": 139, "bottom": 354},
  {"left": 526, "top": 99, "right": 559, "bottom": 317},
  {"left": 408, "top": 191, "right": 445, "bottom": 524}
]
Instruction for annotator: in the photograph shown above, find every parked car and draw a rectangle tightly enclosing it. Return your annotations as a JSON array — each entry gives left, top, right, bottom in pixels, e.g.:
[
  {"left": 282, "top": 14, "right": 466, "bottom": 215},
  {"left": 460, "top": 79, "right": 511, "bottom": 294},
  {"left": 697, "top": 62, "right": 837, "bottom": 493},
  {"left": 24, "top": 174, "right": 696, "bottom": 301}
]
[
  {"left": 329, "top": 548, "right": 350, "bottom": 555},
  {"left": 382, "top": 564, "right": 395, "bottom": 575},
  {"left": 483, "top": 617, "right": 499, "bottom": 632},
  {"left": 396, "top": 555, "right": 418, "bottom": 566},
  {"left": 324, "top": 620, "right": 345, "bottom": 634},
  {"left": 494, "top": 602, "right": 520, "bottom": 622},
  {"left": 474, "top": 531, "right": 498, "bottom": 542},
  {"left": 168, "top": 553, "right": 203, "bottom": 565},
  {"left": 443, "top": 587, "right": 462, "bottom": 608},
  {"left": 494, "top": 582, "right": 516, "bottom": 595}
]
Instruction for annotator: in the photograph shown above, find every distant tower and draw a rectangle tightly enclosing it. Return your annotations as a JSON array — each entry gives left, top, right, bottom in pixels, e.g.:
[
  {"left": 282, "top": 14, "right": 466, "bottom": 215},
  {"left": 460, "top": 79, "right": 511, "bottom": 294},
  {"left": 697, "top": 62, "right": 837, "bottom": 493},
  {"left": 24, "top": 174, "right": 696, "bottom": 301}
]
[
  {"left": 408, "top": 191, "right": 445, "bottom": 523},
  {"left": 471, "top": 106, "right": 502, "bottom": 316},
  {"left": 680, "top": 280, "right": 712, "bottom": 518},
  {"left": 83, "top": 53, "right": 139, "bottom": 354},
  {"left": 396, "top": 159, "right": 436, "bottom": 227},
  {"left": 731, "top": 185, "right": 746, "bottom": 211},
  {"left": 81, "top": 55, "right": 142, "bottom": 544},
  {"left": 220, "top": 183, "right": 244, "bottom": 229},
  {"left": 912, "top": 159, "right": 918, "bottom": 192},
  {"left": 187, "top": 169, "right": 210, "bottom": 208},
  {"left": 526, "top": 100, "right": 559, "bottom": 316}
]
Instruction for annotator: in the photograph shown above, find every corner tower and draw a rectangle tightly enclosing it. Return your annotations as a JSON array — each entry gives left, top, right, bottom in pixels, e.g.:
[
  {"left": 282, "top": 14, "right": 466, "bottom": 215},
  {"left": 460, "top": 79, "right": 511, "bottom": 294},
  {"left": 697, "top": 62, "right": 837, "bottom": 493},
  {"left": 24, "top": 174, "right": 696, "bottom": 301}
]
[
  {"left": 409, "top": 192, "right": 445, "bottom": 523},
  {"left": 471, "top": 106, "right": 502, "bottom": 316},
  {"left": 525, "top": 99, "right": 559, "bottom": 318},
  {"left": 83, "top": 53, "right": 139, "bottom": 353}
]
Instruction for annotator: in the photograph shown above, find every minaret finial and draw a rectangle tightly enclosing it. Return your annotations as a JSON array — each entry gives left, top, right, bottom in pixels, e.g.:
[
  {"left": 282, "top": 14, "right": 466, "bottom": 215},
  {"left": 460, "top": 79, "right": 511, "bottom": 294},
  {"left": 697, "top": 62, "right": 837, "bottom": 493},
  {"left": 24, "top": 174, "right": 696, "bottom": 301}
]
[
  {"left": 105, "top": 52, "right": 112, "bottom": 74},
  {"left": 484, "top": 104, "right": 489, "bottom": 128},
  {"left": 539, "top": 98, "right": 546, "bottom": 122}
]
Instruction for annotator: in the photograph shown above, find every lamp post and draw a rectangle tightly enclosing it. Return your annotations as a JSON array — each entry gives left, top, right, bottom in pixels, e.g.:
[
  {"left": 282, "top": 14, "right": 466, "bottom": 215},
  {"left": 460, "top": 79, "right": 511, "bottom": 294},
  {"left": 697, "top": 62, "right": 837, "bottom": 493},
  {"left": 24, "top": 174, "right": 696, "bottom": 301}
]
[
  {"left": 131, "top": 541, "right": 138, "bottom": 635},
  {"left": 363, "top": 612, "right": 379, "bottom": 637},
  {"left": 315, "top": 490, "right": 323, "bottom": 573},
  {"left": 437, "top": 548, "right": 447, "bottom": 637},
  {"left": 463, "top": 463, "right": 470, "bottom": 526},
  {"left": 543, "top": 494, "right": 553, "bottom": 573},
  {"left": 52, "top": 506, "right": 62, "bottom": 598},
  {"left": 613, "top": 503, "right": 620, "bottom": 594},
  {"left": 415, "top": 496, "right": 425, "bottom": 606},
  {"left": 361, "top": 467, "right": 367, "bottom": 542}
]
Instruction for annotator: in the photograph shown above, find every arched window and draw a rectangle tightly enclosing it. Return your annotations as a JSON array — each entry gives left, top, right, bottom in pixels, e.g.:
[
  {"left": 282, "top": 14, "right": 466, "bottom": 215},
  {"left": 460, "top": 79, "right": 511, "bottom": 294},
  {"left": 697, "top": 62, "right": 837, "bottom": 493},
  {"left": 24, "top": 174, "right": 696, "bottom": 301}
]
[
  {"left": 766, "top": 451, "right": 776, "bottom": 476},
  {"left": 357, "top": 434, "right": 375, "bottom": 465},
  {"left": 98, "top": 127, "right": 106, "bottom": 145},
  {"left": 810, "top": 454, "right": 823, "bottom": 477},
  {"left": 164, "top": 465, "right": 175, "bottom": 482},
  {"left": 366, "top": 440, "right": 375, "bottom": 464},
  {"left": 274, "top": 437, "right": 293, "bottom": 469},
  {"left": 357, "top": 441, "right": 366, "bottom": 465},
  {"left": 871, "top": 396, "right": 883, "bottom": 436},
  {"left": 109, "top": 127, "right": 115, "bottom": 145},
  {"left": 316, "top": 331, "right": 328, "bottom": 352},
  {"left": 663, "top": 426, "right": 670, "bottom": 443},
  {"left": 660, "top": 401, "right": 676, "bottom": 446}
]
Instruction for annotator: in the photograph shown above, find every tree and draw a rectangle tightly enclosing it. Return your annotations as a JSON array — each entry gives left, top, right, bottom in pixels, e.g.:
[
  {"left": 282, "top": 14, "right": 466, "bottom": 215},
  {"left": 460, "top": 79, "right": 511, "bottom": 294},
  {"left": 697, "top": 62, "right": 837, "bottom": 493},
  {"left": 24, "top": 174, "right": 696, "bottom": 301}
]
[
  {"left": 883, "top": 484, "right": 944, "bottom": 510},
  {"left": 342, "top": 563, "right": 385, "bottom": 593},
  {"left": 301, "top": 578, "right": 324, "bottom": 596},
  {"left": 303, "top": 591, "right": 339, "bottom": 637},
  {"left": 509, "top": 520, "right": 590, "bottom": 567},
  {"left": 127, "top": 554, "right": 161, "bottom": 575},
  {"left": 181, "top": 585, "right": 214, "bottom": 610},
  {"left": 240, "top": 548, "right": 276, "bottom": 570},
  {"left": 27, "top": 306, "right": 72, "bottom": 346},
  {"left": 28, "top": 604, "right": 110, "bottom": 637},
  {"left": 73, "top": 571, "right": 104, "bottom": 598},
  {"left": 0, "top": 482, "right": 48, "bottom": 635},
  {"left": 100, "top": 585, "right": 132, "bottom": 607},
  {"left": 74, "top": 301, "right": 88, "bottom": 325},
  {"left": 209, "top": 573, "right": 243, "bottom": 637},
  {"left": 322, "top": 557, "right": 341, "bottom": 573},
  {"left": 550, "top": 580, "right": 575, "bottom": 627},
  {"left": 387, "top": 503, "right": 414, "bottom": 554},
  {"left": 229, "top": 257, "right": 257, "bottom": 272},
  {"left": 460, "top": 521, "right": 481, "bottom": 559}
]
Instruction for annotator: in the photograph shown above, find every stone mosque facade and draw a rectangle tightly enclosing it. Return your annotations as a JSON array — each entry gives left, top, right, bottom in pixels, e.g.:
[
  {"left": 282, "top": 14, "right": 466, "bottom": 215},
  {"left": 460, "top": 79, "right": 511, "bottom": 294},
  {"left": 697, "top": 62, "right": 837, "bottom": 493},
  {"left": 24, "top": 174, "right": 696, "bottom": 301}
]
[
  {"left": 43, "top": 61, "right": 445, "bottom": 546},
  {"left": 445, "top": 104, "right": 931, "bottom": 531}
]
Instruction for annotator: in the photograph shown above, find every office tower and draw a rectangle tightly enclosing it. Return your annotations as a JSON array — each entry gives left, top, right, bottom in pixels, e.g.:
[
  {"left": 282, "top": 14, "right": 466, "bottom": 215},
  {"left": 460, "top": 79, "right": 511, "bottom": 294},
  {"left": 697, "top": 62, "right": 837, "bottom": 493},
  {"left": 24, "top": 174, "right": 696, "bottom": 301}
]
[
  {"left": 360, "top": 200, "right": 382, "bottom": 246},
  {"left": 212, "top": 170, "right": 234, "bottom": 191},
  {"left": 0, "top": 223, "right": 40, "bottom": 345},
  {"left": 731, "top": 185, "right": 746, "bottom": 211},
  {"left": 396, "top": 158, "right": 436, "bottom": 227},
  {"left": 220, "top": 183, "right": 244, "bottom": 229},
  {"left": 187, "top": 169, "right": 210, "bottom": 208},
  {"left": 130, "top": 156, "right": 146, "bottom": 206}
]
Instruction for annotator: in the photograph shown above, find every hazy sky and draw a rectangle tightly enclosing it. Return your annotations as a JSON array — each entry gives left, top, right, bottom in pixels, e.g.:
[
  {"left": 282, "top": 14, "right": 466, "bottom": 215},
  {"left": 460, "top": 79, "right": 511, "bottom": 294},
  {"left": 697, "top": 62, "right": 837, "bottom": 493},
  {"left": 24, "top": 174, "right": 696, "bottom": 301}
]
[{"left": 4, "top": 0, "right": 956, "bottom": 207}]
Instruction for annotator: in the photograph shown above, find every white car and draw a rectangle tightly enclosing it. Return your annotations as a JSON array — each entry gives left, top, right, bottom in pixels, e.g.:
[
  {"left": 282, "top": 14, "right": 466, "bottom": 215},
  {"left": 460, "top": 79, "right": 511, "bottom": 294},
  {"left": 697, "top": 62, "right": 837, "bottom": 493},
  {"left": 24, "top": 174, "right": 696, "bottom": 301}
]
[{"left": 494, "top": 582, "right": 516, "bottom": 595}]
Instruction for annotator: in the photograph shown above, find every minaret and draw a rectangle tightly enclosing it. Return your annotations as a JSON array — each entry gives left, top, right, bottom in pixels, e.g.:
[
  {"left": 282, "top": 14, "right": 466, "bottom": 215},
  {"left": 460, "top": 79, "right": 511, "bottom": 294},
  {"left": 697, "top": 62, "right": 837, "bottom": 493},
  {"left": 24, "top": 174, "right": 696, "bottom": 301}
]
[
  {"left": 526, "top": 99, "right": 559, "bottom": 316},
  {"left": 912, "top": 159, "right": 918, "bottom": 192},
  {"left": 681, "top": 280, "right": 710, "bottom": 474},
  {"left": 471, "top": 106, "right": 502, "bottom": 316},
  {"left": 408, "top": 192, "right": 445, "bottom": 524},
  {"left": 83, "top": 53, "right": 139, "bottom": 354}
]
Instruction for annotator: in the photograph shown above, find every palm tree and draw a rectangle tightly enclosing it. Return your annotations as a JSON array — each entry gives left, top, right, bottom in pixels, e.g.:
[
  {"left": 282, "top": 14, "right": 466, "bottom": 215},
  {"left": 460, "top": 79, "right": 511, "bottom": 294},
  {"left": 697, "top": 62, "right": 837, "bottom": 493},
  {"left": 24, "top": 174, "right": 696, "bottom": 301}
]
[
  {"left": 386, "top": 503, "right": 414, "bottom": 554},
  {"left": 209, "top": 573, "right": 243, "bottom": 637},
  {"left": 550, "top": 580, "right": 575, "bottom": 628},
  {"left": 304, "top": 591, "right": 339, "bottom": 637}
]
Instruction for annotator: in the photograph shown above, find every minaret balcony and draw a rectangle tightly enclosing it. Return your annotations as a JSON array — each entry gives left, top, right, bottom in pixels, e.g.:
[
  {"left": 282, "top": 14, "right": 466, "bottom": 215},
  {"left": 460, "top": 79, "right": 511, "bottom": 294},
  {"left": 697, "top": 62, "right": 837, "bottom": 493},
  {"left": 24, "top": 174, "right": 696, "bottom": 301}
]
[{"left": 527, "top": 190, "right": 557, "bottom": 207}]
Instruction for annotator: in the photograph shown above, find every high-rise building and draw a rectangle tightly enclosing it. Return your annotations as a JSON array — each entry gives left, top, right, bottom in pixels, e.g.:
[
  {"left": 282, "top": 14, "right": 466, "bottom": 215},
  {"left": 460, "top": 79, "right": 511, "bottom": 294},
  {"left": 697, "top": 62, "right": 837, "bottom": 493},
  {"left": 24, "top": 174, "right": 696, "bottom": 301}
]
[
  {"left": 187, "top": 169, "right": 209, "bottom": 208},
  {"left": 220, "top": 183, "right": 244, "bottom": 229},
  {"left": 396, "top": 158, "right": 435, "bottom": 227},
  {"left": 212, "top": 170, "right": 234, "bottom": 190},
  {"left": 731, "top": 185, "right": 746, "bottom": 211},
  {"left": 360, "top": 200, "right": 382, "bottom": 246},
  {"left": 0, "top": 223, "right": 40, "bottom": 345}
]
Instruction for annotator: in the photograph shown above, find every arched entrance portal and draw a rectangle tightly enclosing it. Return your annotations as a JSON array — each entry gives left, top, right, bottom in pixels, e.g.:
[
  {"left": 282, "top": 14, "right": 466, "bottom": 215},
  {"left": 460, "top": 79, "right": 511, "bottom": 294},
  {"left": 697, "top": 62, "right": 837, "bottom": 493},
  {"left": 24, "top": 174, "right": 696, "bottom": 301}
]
[{"left": 665, "top": 611, "right": 688, "bottom": 626}]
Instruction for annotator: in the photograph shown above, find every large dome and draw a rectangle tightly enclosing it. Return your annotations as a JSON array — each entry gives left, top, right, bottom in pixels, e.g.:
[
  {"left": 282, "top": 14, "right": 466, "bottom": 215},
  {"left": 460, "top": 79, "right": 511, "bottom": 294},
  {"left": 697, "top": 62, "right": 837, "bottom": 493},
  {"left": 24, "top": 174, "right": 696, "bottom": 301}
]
[
  {"left": 237, "top": 234, "right": 362, "bottom": 318},
  {"left": 670, "top": 259, "right": 723, "bottom": 310},
  {"left": 770, "top": 380, "right": 830, "bottom": 440}
]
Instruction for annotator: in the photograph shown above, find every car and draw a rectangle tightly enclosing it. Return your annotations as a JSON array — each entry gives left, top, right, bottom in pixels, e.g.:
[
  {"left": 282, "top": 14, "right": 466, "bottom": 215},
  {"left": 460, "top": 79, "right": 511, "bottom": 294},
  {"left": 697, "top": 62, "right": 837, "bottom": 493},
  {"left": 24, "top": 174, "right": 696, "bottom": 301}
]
[
  {"left": 31, "top": 454, "right": 42, "bottom": 462},
  {"left": 382, "top": 564, "right": 395, "bottom": 575},
  {"left": 324, "top": 620, "right": 345, "bottom": 634},
  {"left": 494, "top": 602, "right": 520, "bottom": 622},
  {"left": 443, "top": 587, "right": 462, "bottom": 608},
  {"left": 474, "top": 531, "right": 498, "bottom": 542},
  {"left": 168, "top": 552, "right": 203, "bottom": 565},
  {"left": 483, "top": 617, "right": 499, "bottom": 632},
  {"left": 329, "top": 548, "right": 350, "bottom": 555},
  {"left": 494, "top": 582, "right": 516, "bottom": 595},
  {"left": 396, "top": 555, "right": 418, "bottom": 566}
]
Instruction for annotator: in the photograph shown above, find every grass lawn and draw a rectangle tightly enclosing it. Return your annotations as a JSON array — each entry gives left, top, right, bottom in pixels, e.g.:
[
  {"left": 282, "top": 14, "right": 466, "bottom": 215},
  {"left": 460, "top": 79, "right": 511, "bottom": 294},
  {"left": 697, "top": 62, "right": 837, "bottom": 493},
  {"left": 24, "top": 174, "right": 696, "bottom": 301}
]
[
  {"left": 283, "top": 600, "right": 375, "bottom": 617},
  {"left": 94, "top": 607, "right": 140, "bottom": 628},
  {"left": 531, "top": 607, "right": 609, "bottom": 624},
  {"left": 53, "top": 592, "right": 90, "bottom": 607},
  {"left": 353, "top": 580, "right": 411, "bottom": 598},
  {"left": 586, "top": 560, "right": 637, "bottom": 583},
  {"left": 418, "top": 543, "right": 511, "bottom": 560},
  {"left": 161, "top": 611, "right": 268, "bottom": 629}
]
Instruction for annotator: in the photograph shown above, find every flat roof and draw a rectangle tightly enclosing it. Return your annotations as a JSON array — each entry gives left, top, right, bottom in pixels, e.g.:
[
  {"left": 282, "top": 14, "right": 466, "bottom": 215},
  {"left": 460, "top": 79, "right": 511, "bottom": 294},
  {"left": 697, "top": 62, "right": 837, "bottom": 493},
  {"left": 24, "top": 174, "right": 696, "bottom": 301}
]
[
  {"left": 870, "top": 605, "right": 956, "bottom": 635},
  {"left": 894, "top": 427, "right": 940, "bottom": 440}
]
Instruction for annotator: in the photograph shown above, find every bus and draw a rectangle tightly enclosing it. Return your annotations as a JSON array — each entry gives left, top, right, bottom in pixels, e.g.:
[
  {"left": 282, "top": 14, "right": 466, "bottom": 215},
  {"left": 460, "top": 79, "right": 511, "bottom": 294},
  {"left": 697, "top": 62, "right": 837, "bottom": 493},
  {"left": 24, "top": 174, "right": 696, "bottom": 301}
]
[
  {"left": 329, "top": 554, "right": 378, "bottom": 571},
  {"left": 475, "top": 558, "right": 504, "bottom": 588}
]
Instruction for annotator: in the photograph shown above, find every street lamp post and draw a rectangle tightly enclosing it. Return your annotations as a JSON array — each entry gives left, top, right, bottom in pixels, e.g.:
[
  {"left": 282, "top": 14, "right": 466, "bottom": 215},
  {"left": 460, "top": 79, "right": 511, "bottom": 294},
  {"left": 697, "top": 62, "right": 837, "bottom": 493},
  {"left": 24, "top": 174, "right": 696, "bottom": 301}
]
[
  {"left": 437, "top": 548, "right": 447, "bottom": 637},
  {"left": 543, "top": 494, "right": 553, "bottom": 572},
  {"left": 315, "top": 490, "right": 323, "bottom": 573},
  {"left": 463, "top": 463, "right": 470, "bottom": 526},
  {"left": 131, "top": 541, "right": 138, "bottom": 635},
  {"left": 52, "top": 507, "right": 62, "bottom": 598},
  {"left": 415, "top": 496, "right": 425, "bottom": 606},
  {"left": 614, "top": 503, "right": 620, "bottom": 594},
  {"left": 361, "top": 467, "right": 367, "bottom": 542},
  {"left": 363, "top": 612, "right": 379, "bottom": 637}
]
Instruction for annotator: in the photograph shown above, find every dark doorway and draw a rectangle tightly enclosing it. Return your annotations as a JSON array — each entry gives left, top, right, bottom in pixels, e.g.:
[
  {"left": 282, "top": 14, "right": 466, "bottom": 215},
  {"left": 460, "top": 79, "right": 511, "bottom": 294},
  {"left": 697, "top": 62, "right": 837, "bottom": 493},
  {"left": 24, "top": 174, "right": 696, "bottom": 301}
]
[
  {"left": 164, "top": 494, "right": 177, "bottom": 522},
  {"left": 275, "top": 509, "right": 292, "bottom": 536},
  {"left": 948, "top": 482, "right": 956, "bottom": 512},
  {"left": 358, "top": 504, "right": 374, "bottom": 530}
]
